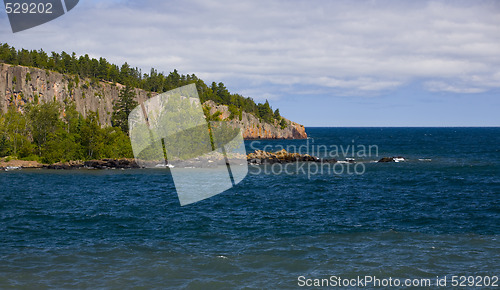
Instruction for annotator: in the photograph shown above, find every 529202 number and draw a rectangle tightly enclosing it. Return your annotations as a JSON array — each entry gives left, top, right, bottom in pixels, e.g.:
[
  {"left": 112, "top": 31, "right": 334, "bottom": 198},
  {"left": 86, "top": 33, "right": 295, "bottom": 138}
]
[
  {"left": 5, "top": 2, "right": 53, "bottom": 14},
  {"left": 451, "top": 276, "right": 499, "bottom": 287}
]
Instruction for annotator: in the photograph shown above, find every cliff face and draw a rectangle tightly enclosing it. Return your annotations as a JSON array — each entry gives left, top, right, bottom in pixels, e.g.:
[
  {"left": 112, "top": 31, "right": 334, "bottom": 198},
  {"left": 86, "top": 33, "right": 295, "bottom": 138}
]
[
  {"left": 0, "top": 63, "right": 307, "bottom": 139},
  {"left": 0, "top": 63, "right": 151, "bottom": 126},
  {"left": 205, "top": 101, "right": 307, "bottom": 139}
]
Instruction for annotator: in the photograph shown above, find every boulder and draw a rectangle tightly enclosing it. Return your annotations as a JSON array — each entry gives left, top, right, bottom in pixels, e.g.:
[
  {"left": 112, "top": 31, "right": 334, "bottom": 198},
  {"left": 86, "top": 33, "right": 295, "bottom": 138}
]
[{"left": 378, "top": 157, "right": 406, "bottom": 163}]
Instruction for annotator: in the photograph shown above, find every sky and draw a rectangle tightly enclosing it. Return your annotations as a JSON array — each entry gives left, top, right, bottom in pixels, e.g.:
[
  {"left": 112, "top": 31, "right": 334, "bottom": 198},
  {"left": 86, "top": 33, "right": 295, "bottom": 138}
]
[{"left": 1, "top": 0, "right": 499, "bottom": 126}]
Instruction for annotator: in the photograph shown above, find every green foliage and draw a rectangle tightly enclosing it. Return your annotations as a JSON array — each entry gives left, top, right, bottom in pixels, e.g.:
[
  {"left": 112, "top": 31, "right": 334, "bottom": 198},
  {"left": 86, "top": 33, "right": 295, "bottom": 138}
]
[
  {"left": 77, "top": 111, "right": 105, "bottom": 160},
  {"left": 0, "top": 42, "right": 289, "bottom": 127},
  {"left": 67, "top": 80, "right": 74, "bottom": 93},
  {"left": 0, "top": 114, "right": 10, "bottom": 156},
  {"left": 26, "top": 101, "right": 61, "bottom": 156},
  {"left": 228, "top": 104, "right": 239, "bottom": 120},
  {"left": 0, "top": 134, "right": 9, "bottom": 157},
  {"left": 42, "top": 127, "right": 78, "bottom": 163},
  {"left": 212, "top": 111, "right": 222, "bottom": 121},
  {"left": 257, "top": 100, "right": 274, "bottom": 123},
  {"left": 112, "top": 85, "right": 138, "bottom": 134},
  {"left": 99, "top": 127, "right": 133, "bottom": 158},
  {"left": 280, "top": 118, "right": 288, "bottom": 129},
  {"left": 0, "top": 101, "right": 134, "bottom": 162},
  {"left": 2, "top": 106, "right": 33, "bottom": 158},
  {"left": 202, "top": 105, "right": 222, "bottom": 122},
  {"left": 274, "top": 108, "right": 281, "bottom": 121}
]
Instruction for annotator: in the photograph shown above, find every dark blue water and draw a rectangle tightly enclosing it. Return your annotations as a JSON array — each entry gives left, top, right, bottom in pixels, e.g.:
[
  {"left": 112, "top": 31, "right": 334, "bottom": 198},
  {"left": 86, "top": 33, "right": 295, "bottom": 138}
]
[{"left": 1, "top": 128, "right": 499, "bottom": 288}]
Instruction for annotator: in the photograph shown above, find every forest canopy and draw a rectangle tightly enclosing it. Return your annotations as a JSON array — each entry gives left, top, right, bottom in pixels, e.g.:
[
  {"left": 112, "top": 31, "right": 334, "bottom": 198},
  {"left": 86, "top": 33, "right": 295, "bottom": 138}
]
[{"left": 0, "top": 101, "right": 132, "bottom": 163}]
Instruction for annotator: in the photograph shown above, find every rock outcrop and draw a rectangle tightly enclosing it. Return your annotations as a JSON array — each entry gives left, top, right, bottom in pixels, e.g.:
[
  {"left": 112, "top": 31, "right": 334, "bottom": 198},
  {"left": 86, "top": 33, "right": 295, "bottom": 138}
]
[
  {"left": 47, "top": 159, "right": 140, "bottom": 169},
  {"left": 247, "top": 149, "right": 336, "bottom": 164},
  {"left": 0, "top": 63, "right": 307, "bottom": 139},
  {"left": 205, "top": 101, "right": 307, "bottom": 139},
  {"left": 378, "top": 157, "right": 406, "bottom": 163},
  {"left": 0, "top": 63, "right": 151, "bottom": 126},
  {"left": 0, "top": 158, "right": 43, "bottom": 169}
]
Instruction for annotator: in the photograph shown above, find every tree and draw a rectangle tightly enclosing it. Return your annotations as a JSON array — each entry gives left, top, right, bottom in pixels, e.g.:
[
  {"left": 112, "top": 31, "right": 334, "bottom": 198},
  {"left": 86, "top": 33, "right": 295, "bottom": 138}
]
[
  {"left": 280, "top": 118, "right": 288, "bottom": 129},
  {"left": 258, "top": 100, "right": 273, "bottom": 123},
  {"left": 216, "top": 82, "right": 231, "bottom": 104},
  {"left": 0, "top": 134, "right": 9, "bottom": 157},
  {"left": 0, "top": 111, "right": 10, "bottom": 157},
  {"left": 77, "top": 112, "right": 102, "bottom": 159},
  {"left": 274, "top": 108, "right": 281, "bottom": 121},
  {"left": 4, "top": 106, "right": 34, "bottom": 158},
  {"left": 119, "top": 62, "right": 131, "bottom": 84},
  {"left": 99, "top": 127, "right": 133, "bottom": 158},
  {"left": 26, "top": 101, "right": 62, "bottom": 156},
  {"left": 41, "top": 126, "right": 78, "bottom": 163},
  {"left": 112, "top": 85, "right": 138, "bottom": 134}
]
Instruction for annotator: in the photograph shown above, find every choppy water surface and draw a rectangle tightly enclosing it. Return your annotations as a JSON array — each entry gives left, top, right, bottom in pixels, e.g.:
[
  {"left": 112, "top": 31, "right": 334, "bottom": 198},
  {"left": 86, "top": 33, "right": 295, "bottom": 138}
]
[{"left": 1, "top": 128, "right": 499, "bottom": 288}]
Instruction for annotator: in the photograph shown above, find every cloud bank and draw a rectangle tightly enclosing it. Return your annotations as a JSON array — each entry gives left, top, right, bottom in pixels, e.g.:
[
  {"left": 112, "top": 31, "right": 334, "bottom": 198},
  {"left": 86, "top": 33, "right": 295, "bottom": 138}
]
[{"left": 2, "top": 0, "right": 499, "bottom": 102}]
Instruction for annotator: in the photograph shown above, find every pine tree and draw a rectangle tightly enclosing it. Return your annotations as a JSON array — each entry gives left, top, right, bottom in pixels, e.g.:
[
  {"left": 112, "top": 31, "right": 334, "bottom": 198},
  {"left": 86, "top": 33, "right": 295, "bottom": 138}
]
[
  {"left": 112, "top": 85, "right": 138, "bottom": 134},
  {"left": 274, "top": 108, "right": 281, "bottom": 121},
  {"left": 258, "top": 100, "right": 274, "bottom": 123}
]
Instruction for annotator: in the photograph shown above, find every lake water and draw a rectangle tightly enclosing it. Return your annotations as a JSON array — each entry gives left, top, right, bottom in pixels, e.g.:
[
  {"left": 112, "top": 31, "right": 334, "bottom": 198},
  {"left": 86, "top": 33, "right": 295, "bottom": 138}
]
[{"left": 1, "top": 128, "right": 499, "bottom": 288}]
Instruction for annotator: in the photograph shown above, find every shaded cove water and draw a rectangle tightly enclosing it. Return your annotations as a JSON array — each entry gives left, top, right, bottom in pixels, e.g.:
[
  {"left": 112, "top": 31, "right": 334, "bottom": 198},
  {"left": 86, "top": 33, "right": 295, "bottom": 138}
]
[{"left": 1, "top": 128, "right": 499, "bottom": 288}]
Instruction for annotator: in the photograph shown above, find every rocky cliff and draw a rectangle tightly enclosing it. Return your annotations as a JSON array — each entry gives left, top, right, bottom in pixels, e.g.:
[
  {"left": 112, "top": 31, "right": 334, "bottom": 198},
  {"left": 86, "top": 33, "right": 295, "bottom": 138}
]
[
  {"left": 205, "top": 101, "right": 306, "bottom": 139},
  {"left": 0, "top": 63, "right": 307, "bottom": 139}
]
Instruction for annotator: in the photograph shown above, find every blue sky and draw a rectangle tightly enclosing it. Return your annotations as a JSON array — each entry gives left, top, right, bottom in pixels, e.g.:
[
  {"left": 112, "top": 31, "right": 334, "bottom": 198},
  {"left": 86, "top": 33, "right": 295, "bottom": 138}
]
[{"left": 1, "top": 0, "right": 499, "bottom": 126}]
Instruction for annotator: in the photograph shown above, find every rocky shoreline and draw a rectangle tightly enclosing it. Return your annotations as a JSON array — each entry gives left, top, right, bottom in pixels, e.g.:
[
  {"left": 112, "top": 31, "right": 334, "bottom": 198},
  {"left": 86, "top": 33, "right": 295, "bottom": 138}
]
[
  {"left": 0, "top": 150, "right": 408, "bottom": 170},
  {"left": 0, "top": 158, "right": 140, "bottom": 170}
]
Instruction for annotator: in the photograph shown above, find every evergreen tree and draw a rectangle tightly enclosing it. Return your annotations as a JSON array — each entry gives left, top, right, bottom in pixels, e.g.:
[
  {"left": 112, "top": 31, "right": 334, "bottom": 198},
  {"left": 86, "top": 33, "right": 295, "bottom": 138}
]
[
  {"left": 216, "top": 82, "right": 231, "bottom": 104},
  {"left": 112, "top": 85, "right": 138, "bottom": 134},
  {"left": 274, "top": 108, "right": 281, "bottom": 120},
  {"left": 258, "top": 100, "right": 274, "bottom": 123},
  {"left": 280, "top": 118, "right": 288, "bottom": 129}
]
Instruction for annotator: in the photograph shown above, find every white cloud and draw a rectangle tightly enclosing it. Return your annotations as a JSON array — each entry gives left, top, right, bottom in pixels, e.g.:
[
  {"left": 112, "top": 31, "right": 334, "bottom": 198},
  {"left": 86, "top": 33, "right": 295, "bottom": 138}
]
[
  {"left": 424, "top": 81, "right": 486, "bottom": 94},
  {"left": 2, "top": 0, "right": 500, "bottom": 100}
]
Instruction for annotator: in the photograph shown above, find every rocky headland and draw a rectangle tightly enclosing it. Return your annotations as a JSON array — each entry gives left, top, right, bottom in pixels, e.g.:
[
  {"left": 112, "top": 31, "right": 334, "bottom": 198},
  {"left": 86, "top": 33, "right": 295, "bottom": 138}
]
[{"left": 0, "top": 63, "right": 306, "bottom": 139}]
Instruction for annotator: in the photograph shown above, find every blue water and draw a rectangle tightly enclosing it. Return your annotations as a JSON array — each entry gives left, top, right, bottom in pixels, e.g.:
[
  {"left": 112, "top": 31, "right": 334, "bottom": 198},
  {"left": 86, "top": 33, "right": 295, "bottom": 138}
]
[{"left": 1, "top": 128, "right": 499, "bottom": 288}]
